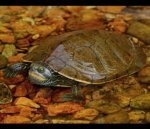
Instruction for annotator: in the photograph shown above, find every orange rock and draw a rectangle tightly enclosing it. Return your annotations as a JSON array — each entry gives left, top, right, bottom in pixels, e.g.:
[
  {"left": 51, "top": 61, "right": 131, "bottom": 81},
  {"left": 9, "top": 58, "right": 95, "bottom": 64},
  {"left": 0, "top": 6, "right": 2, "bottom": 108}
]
[
  {"left": 8, "top": 53, "right": 26, "bottom": 63},
  {"left": 14, "top": 83, "right": 28, "bottom": 97},
  {"left": 47, "top": 102, "right": 84, "bottom": 116},
  {"left": 16, "top": 38, "right": 30, "bottom": 48},
  {"left": 31, "top": 114, "right": 43, "bottom": 121},
  {"left": 73, "top": 108, "right": 99, "bottom": 120},
  {"left": 98, "top": 6, "right": 126, "bottom": 13},
  {"left": 11, "top": 21, "right": 33, "bottom": 33},
  {"left": 14, "top": 97, "right": 40, "bottom": 108},
  {"left": 0, "top": 106, "right": 21, "bottom": 113},
  {"left": 3, "top": 115, "right": 31, "bottom": 123},
  {"left": 65, "top": 6, "right": 86, "bottom": 13},
  {"left": 22, "top": 80, "right": 36, "bottom": 96},
  {"left": 33, "top": 88, "right": 52, "bottom": 105},
  {"left": 0, "top": 70, "right": 25, "bottom": 85},
  {"left": 34, "top": 24, "right": 57, "bottom": 37},
  {"left": 19, "top": 106, "right": 37, "bottom": 118},
  {"left": 0, "top": 33, "right": 16, "bottom": 43},
  {"left": 108, "top": 18, "right": 128, "bottom": 33}
]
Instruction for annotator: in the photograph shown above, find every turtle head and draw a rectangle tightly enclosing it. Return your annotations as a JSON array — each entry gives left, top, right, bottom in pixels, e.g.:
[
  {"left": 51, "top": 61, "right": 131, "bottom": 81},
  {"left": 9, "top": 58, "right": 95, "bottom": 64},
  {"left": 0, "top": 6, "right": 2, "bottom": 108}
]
[{"left": 28, "top": 62, "right": 57, "bottom": 86}]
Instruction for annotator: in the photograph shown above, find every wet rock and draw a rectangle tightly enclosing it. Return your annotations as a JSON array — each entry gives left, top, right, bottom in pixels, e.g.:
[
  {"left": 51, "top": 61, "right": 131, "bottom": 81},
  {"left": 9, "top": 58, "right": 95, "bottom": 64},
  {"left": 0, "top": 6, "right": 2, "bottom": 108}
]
[
  {"left": 113, "top": 94, "right": 131, "bottom": 108},
  {"left": 19, "top": 106, "right": 37, "bottom": 118},
  {"left": 86, "top": 100, "right": 108, "bottom": 109},
  {"left": 16, "top": 38, "right": 30, "bottom": 48},
  {"left": 14, "top": 83, "right": 28, "bottom": 97},
  {"left": 128, "top": 110, "right": 145, "bottom": 122},
  {"left": 145, "top": 112, "right": 150, "bottom": 123},
  {"left": 34, "top": 119, "right": 49, "bottom": 124},
  {"left": 2, "top": 44, "right": 17, "bottom": 58},
  {"left": 51, "top": 119, "right": 90, "bottom": 124},
  {"left": 0, "top": 44, "right": 4, "bottom": 53},
  {"left": 3, "top": 115, "right": 31, "bottom": 123},
  {"left": 0, "top": 55, "right": 8, "bottom": 69},
  {"left": 127, "top": 21, "right": 150, "bottom": 44},
  {"left": 0, "top": 106, "right": 21, "bottom": 114},
  {"left": 8, "top": 53, "right": 26, "bottom": 63},
  {"left": 108, "top": 18, "right": 127, "bottom": 33},
  {"left": 97, "top": 6, "right": 126, "bottom": 13},
  {"left": 0, "top": 33, "right": 16, "bottom": 43},
  {"left": 130, "top": 93, "right": 150, "bottom": 109},
  {"left": 14, "top": 97, "right": 40, "bottom": 108},
  {"left": 94, "top": 111, "right": 129, "bottom": 123},
  {"left": 33, "top": 88, "right": 52, "bottom": 105},
  {"left": 95, "top": 103, "right": 121, "bottom": 114},
  {"left": 138, "top": 66, "right": 150, "bottom": 84},
  {"left": 73, "top": 108, "right": 99, "bottom": 120},
  {"left": 47, "top": 102, "right": 84, "bottom": 116}
]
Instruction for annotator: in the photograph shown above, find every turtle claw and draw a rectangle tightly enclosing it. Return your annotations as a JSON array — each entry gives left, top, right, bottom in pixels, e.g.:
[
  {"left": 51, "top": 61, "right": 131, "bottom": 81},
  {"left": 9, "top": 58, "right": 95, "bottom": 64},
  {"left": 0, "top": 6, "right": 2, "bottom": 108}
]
[
  {"left": 61, "top": 93, "right": 84, "bottom": 103},
  {"left": 61, "top": 85, "right": 84, "bottom": 103}
]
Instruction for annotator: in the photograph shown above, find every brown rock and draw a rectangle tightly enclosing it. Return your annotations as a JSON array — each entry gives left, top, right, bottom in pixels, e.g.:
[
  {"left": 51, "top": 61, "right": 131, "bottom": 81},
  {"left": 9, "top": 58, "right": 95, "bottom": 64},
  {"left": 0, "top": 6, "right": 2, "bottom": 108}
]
[
  {"left": 138, "top": 66, "right": 150, "bottom": 84},
  {"left": 73, "top": 108, "right": 99, "bottom": 120},
  {"left": 3, "top": 115, "right": 31, "bottom": 123},
  {"left": 47, "top": 102, "right": 84, "bottom": 116},
  {"left": 16, "top": 38, "right": 30, "bottom": 48},
  {"left": 34, "top": 119, "right": 49, "bottom": 124},
  {"left": 33, "top": 88, "right": 52, "bottom": 104},
  {"left": 34, "top": 24, "right": 57, "bottom": 37},
  {"left": 94, "top": 111, "right": 129, "bottom": 124},
  {"left": 0, "top": 33, "right": 16, "bottom": 43},
  {"left": 127, "top": 21, "right": 150, "bottom": 44},
  {"left": 14, "top": 97, "right": 40, "bottom": 108},
  {"left": 145, "top": 112, "right": 150, "bottom": 123},
  {"left": 8, "top": 53, "right": 26, "bottom": 63},
  {"left": 130, "top": 93, "right": 150, "bottom": 109},
  {"left": 96, "top": 103, "right": 121, "bottom": 114},
  {"left": 128, "top": 110, "right": 145, "bottom": 122},
  {"left": 14, "top": 82, "right": 28, "bottom": 97},
  {"left": 97, "top": 6, "right": 126, "bottom": 13},
  {"left": 0, "top": 106, "right": 21, "bottom": 113},
  {"left": 51, "top": 119, "right": 90, "bottom": 124},
  {"left": 19, "top": 106, "right": 37, "bottom": 118},
  {"left": 108, "top": 18, "right": 127, "bottom": 33}
]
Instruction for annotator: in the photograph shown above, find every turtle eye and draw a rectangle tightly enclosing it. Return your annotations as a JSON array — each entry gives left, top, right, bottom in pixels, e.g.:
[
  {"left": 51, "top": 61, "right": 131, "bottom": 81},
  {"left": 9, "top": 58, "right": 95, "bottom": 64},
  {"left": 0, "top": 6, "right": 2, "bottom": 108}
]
[
  {"left": 32, "top": 65, "right": 38, "bottom": 71},
  {"left": 37, "top": 66, "right": 45, "bottom": 73}
]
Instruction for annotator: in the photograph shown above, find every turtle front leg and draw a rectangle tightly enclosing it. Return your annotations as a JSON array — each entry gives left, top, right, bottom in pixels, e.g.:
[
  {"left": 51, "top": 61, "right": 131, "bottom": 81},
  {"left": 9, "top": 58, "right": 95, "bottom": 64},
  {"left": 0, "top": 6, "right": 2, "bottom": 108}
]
[
  {"left": 61, "top": 85, "right": 85, "bottom": 103},
  {"left": 3, "top": 62, "right": 31, "bottom": 78}
]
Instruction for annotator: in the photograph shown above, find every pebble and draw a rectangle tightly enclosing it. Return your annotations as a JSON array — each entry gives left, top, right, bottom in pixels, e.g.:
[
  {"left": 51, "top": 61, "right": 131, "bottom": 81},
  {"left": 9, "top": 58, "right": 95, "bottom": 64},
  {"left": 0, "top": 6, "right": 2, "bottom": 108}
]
[
  {"left": 95, "top": 103, "right": 121, "bottom": 114},
  {"left": 128, "top": 110, "right": 145, "bottom": 122},
  {"left": 47, "top": 102, "right": 84, "bottom": 116},
  {"left": 127, "top": 21, "right": 150, "bottom": 44},
  {"left": 14, "top": 97, "right": 40, "bottom": 108},
  {"left": 145, "top": 112, "right": 150, "bottom": 123},
  {"left": 3, "top": 115, "right": 32, "bottom": 123},
  {"left": 130, "top": 93, "right": 150, "bottom": 109},
  {"left": 0, "top": 54, "right": 8, "bottom": 69},
  {"left": 2, "top": 44, "right": 17, "bottom": 58},
  {"left": 94, "top": 111, "right": 129, "bottom": 123},
  {"left": 51, "top": 119, "right": 90, "bottom": 124},
  {"left": 138, "top": 66, "right": 150, "bottom": 84},
  {"left": 73, "top": 108, "right": 99, "bottom": 120}
]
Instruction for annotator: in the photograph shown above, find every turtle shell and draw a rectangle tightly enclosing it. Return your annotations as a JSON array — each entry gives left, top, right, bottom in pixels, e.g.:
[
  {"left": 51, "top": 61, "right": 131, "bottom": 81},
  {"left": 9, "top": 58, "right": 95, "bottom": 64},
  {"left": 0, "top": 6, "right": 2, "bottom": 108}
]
[{"left": 23, "top": 29, "right": 146, "bottom": 84}]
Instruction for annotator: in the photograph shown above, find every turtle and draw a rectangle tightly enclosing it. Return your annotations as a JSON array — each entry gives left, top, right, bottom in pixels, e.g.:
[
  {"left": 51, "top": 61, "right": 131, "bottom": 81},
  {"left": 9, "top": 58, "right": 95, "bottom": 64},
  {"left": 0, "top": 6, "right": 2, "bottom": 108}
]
[{"left": 3, "top": 29, "right": 146, "bottom": 102}]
